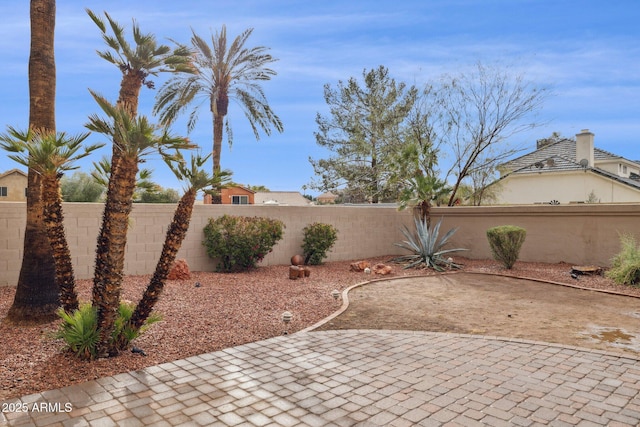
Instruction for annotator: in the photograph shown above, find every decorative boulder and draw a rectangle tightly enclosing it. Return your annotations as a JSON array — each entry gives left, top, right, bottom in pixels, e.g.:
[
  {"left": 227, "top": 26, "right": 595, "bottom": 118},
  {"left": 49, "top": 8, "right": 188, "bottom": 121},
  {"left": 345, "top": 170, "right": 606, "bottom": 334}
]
[
  {"left": 291, "top": 254, "right": 304, "bottom": 266},
  {"left": 168, "top": 259, "right": 191, "bottom": 280},
  {"left": 373, "top": 263, "right": 393, "bottom": 275},
  {"left": 349, "top": 260, "right": 371, "bottom": 272}
]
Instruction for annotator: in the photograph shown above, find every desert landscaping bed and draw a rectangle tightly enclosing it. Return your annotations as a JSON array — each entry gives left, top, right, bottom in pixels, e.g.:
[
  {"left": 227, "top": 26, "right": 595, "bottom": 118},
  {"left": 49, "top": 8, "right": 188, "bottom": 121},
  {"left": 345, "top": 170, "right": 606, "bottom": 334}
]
[{"left": 1, "top": 256, "right": 639, "bottom": 401}]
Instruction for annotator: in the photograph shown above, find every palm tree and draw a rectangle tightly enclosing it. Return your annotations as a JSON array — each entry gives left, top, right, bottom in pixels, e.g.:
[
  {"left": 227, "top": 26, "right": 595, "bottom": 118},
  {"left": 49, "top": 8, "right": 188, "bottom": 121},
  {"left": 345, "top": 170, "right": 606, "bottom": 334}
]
[
  {"left": 8, "top": 0, "right": 58, "bottom": 321},
  {"left": 85, "top": 92, "right": 194, "bottom": 357},
  {"left": 398, "top": 174, "right": 450, "bottom": 227},
  {"left": 118, "top": 154, "right": 231, "bottom": 350},
  {"left": 0, "top": 127, "right": 101, "bottom": 313},
  {"left": 154, "top": 25, "right": 283, "bottom": 203},
  {"left": 86, "top": 9, "right": 192, "bottom": 118},
  {"left": 91, "top": 155, "right": 157, "bottom": 198},
  {"left": 86, "top": 9, "right": 192, "bottom": 175}
]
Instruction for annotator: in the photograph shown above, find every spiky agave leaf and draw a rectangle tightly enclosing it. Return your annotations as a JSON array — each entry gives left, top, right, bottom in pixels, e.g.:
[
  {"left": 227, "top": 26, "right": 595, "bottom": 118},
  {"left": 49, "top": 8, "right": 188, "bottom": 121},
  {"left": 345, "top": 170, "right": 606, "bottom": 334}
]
[{"left": 391, "top": 217, "right": 467, "bottom": 271}]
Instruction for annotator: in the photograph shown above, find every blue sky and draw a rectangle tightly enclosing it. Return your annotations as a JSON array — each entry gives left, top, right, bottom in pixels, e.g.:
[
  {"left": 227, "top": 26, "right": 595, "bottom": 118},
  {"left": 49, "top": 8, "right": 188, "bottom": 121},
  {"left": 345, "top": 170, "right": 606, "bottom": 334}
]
[{"left": 1, "top": 1, "right": 639, "bottom": 196}]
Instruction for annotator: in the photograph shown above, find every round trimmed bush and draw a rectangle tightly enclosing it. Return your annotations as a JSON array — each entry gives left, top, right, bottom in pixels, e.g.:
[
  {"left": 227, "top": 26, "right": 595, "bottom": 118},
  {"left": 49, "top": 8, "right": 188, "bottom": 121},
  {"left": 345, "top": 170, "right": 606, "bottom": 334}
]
[
  {"left": 302, "top": 223, "right": 338, "bottom": 265},
  {"left": 203, "top": 215, "right": 285, "bottom": 272},
  {"left": 486, "top": 225, "right": 526, "bottom": 269}
]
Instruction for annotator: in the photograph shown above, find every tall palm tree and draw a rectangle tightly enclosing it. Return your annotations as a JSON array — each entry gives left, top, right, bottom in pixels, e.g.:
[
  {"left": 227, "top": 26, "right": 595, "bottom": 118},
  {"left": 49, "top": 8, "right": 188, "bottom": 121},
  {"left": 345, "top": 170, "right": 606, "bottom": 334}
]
[
  {"left": 8, "top": 0, "right": 58, "bottom": 321},
  {"left": 86, "top": 9, "right": 192, "bottom": 118},
  {"left": 86, "top": 9, "right": 192, "bottom": 178},
  {"left": 86, "top": 92, "right": 194, "bottom": 357},
  {"left": 0, "top": 127, "right": 101, "bottom": 313},
  {"left": 118, "top": 154, "right": 231, "bottom": 350},
  {"left": 154, "top": 25, "right": 283, "bottom": 203}
]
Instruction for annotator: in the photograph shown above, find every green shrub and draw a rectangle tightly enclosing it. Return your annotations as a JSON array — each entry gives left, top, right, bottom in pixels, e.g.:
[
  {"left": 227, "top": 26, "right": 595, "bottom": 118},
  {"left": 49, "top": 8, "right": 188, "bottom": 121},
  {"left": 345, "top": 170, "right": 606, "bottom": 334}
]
[
  {"left": 55, "top": 301, "right": 161, "bottom": 360},
  {"left": 113, "top": 301, "right": 162, "bottom": 347},
  {"left": 55, "top": 303, "right": 99, "bottom": 360},
  {"left": 203, "top": 215, "right": 285, "bottom": 272},
  {"left": 302, "top": 223, "right": 338, "bottom": 265},
  {"left": 606, "top": 234, "right": 640, "bottom": 286},
  {"left": 486, "top": 225, "right": 526, "bottom": 269},
  {"left": 391, "top": 218, "right": 467, "bottom": 271}
]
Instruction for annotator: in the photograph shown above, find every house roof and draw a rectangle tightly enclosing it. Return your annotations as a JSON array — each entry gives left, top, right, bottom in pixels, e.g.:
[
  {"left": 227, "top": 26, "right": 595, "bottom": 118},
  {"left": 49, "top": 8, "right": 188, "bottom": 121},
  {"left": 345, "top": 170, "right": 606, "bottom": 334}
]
[
  {"left": 501, "top": 139, "right": 623, "bottom": 172},
  {"left": 317, "top": 191, "right": 338, "bottom": 199},
  {"left": 0, "top": 168, "right": 27, "bottom": 180},
  {"left": 223, "top": 185, "right": 256, "bottom": 194},
  {"left": 498, "top": 139, "right": 640, "bottom": 191},
  {"left": 254, "top": 191, "right": 311, "bottom": 206}
]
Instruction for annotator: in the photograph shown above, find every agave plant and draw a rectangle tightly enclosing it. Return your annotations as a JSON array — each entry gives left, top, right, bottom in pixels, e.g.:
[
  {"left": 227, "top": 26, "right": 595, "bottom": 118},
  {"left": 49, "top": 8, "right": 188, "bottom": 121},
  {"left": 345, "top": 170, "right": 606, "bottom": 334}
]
[{"left": 391, "top": 217, "right": 467, "bottom": 271}]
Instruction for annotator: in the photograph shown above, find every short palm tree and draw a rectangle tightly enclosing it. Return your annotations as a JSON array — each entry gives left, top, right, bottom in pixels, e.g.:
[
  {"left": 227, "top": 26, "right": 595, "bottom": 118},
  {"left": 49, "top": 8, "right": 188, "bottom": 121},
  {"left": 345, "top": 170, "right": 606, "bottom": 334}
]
[
  {"left": 85, "top": 91, "right": 194, "bottom": 357},
  {"left": 154, "top": 25, "right": 283, "bottom": 202},
  {"left": 398, "top": 174, "right": 450, "bottom": 226},
  {"left": 118, "top": 154, "right": 231, "bottom": 350},
  {"left": 0, "top": 127, "right": 102, "bottom": 313}
]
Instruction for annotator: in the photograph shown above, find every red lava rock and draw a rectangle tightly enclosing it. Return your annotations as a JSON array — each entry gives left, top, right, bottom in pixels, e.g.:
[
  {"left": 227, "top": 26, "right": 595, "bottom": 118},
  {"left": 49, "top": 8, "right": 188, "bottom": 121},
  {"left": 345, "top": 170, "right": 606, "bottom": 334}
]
[
  {"left": 168, "top": 259, "right": 191, "bottom": 280},
  {"left": 373, "top": 263, "right": 393, "bottom": 275},
  {"left": 289, "top": 265, "right": 300, "bottom": 280},
  {"left": 349, "top": 261, "right": 371, "bottom": 272}
]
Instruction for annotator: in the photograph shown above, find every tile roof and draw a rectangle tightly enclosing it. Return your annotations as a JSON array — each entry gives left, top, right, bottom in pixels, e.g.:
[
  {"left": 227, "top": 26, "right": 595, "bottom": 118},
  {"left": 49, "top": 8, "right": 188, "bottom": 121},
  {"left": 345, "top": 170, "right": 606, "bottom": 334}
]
[
  {"left": 501, "top": 139, "right": 621, "bottom": 172},
  {"left": 499, "top": 139, "right": 640, "bottom": 190}
]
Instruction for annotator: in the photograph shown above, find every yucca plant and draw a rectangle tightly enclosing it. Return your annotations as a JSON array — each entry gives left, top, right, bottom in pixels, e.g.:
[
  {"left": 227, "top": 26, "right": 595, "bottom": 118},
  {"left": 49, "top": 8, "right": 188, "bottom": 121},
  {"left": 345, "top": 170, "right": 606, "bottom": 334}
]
[{"left": 391, "top": 217, "right": 467, "bottom": 271}]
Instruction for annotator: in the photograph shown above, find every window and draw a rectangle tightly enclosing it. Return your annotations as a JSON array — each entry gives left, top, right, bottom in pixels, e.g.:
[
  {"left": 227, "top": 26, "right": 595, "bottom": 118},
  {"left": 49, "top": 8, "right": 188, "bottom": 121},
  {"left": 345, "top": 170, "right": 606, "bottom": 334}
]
[
  {"left": 232, "top": 195, "right": 249, "bottom": 205},
  {"left": 0, "top": 187, "right": 7, "bottom": 197}
]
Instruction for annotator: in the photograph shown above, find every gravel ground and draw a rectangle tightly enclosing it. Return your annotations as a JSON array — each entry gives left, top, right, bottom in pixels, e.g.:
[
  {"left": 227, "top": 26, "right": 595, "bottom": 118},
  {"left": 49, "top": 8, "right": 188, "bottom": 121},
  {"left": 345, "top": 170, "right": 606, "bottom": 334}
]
[{"left": 1, "top": 256, "right": 638, "bottom": 401}]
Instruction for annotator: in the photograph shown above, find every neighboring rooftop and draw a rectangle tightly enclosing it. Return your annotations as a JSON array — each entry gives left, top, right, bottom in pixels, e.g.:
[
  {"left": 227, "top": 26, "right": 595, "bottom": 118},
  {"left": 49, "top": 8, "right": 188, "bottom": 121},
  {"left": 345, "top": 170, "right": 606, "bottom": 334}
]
[{"left": 254, "top": 191, "right": 311, "bottom": 206}]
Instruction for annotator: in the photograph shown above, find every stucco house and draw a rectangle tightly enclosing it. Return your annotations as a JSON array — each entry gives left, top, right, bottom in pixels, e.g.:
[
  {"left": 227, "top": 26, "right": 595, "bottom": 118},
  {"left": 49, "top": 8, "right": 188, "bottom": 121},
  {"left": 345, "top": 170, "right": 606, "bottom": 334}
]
[
  {"left": 491, "top": 129, "right": 640, "bottom": 204},
  {"left": 254, "top": 191, "right": 311, "bottom": 206},
  {"left": 219, "top": 186, "right": 255, "bottom": 205},
  {"left": 214, "top": 186, "right": 311, "bottom": 206},
  {"left": 0, "top": 169, "right": 27, "bottom": 202},
  {"left": 317, "top": 191, "right": 338, "bottom": 204}
]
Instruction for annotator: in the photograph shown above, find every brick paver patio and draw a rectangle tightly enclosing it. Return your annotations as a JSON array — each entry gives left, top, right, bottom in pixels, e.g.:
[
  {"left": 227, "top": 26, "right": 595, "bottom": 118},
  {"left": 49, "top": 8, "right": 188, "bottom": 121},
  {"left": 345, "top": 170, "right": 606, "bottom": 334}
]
[{"left": 2, "top": 330, "right": 639, "bottom": 426}]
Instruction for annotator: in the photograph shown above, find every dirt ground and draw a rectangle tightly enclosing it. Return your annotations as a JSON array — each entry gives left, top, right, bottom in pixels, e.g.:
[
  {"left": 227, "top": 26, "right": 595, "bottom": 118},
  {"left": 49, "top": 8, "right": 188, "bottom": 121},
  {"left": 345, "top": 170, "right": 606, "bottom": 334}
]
[{"left": 315, "top": 272, "right": 640, "bottom": 357}]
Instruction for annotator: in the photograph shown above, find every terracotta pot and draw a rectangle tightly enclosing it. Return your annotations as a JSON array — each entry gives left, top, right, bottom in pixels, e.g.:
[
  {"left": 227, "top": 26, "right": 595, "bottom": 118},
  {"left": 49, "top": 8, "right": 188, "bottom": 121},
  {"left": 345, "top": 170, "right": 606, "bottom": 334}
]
[{"left": 289, "top": 265, "right": 299, "bottom": 280}]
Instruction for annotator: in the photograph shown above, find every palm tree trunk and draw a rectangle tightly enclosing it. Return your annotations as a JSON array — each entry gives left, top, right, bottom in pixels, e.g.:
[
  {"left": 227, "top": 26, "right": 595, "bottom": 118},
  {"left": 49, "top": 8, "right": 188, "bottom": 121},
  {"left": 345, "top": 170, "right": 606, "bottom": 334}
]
[
  {"left": 42, "top": 173, "right": 78, "bottom": 313},
  {"left": 211, "top": 110, "right": 224, "bottom": 204},
  {"left": 8, "top": 0, "right": 59, "bottom": 322},
  {"left": 420, "top": 199, "right": 431, "bottom": 228},
  {"left": 110, "top": 73, "right": 142, "bottom": 172},
  {"left": 120, "top": 188, "right": 197, "bottom": 349},
  {"left": 92, "top": 155, "right": 138, "bottom": 357},
  {"left": 9, "top": 170, "right": 59, "bottom": 321}
]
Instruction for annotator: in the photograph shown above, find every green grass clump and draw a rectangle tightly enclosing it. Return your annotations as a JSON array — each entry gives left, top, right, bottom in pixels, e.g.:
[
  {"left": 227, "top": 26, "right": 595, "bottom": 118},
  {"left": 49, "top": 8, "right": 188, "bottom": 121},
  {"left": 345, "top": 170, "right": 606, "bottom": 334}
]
[{"left": 606, "top": 234, "right": 640, "bottom": 286}]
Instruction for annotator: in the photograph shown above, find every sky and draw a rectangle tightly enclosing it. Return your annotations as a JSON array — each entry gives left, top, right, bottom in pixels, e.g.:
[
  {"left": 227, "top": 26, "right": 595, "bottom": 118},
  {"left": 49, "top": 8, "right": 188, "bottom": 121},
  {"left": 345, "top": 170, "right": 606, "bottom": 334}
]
[{"left": 1, "top": 1, "right": 639, "bottom": 197}]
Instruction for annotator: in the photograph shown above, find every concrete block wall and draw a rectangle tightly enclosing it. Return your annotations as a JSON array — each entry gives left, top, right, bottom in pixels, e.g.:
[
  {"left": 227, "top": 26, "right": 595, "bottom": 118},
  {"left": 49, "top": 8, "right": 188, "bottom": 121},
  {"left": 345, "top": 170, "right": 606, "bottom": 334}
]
[
  {"left": 434, "top": 204, "right": 640, "bottom": 266},
  {"left": 1, "top": 202, "right": 639, "bottom": 286},
  {"left": 0, "top": 202, "right": 414, "bottom": 286}
]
